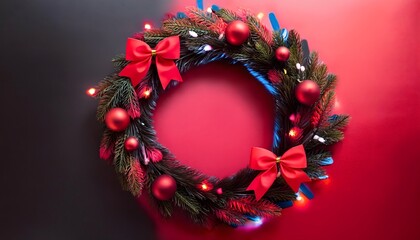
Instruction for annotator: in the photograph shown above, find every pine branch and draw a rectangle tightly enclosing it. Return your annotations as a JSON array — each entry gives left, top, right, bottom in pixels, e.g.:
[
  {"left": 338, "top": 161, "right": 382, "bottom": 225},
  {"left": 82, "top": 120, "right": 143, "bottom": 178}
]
[
  {"left": 143, "top": 29, "right": 171, "bottom": 45},
  {"left": 214, "top": 8, "right": 241, "bottom": 22},
  {"left": 125, "top": 159, "right": 145, "bottom": 197},
  {"left": 311, "top": 91, "right": 335, "bottom": 128},
  {"left": 96, "top": 76, "right": 140, "bottom": 121},
  {"left": 227, "top": 196, "right": 281, "bottom": 217},
  {"left": 246, "top": 14, "right": 273, "bottom": 45},
  {"left": 162, "top": 18, "right": 213, "bottom": 37},
  {"left": 214, "top": 209, "right": 248, "bottom": 226},
  {"left": 173, "top": 192, "right": 202, "bottom": 215},
  {"left": 112, "top": 54, "right": 128, "bottom": 70},
  {"left": 327, "top": 114, "right": 350, "bottom": 130},
  {"left": 287, "top": 30, "right": 303, "bottom": 66},
  {"left": 113, "top": 134, "right": 130, "bottom": 173},
  {"left": 186, "top": 7, "right": 226, "bottom": 34}
]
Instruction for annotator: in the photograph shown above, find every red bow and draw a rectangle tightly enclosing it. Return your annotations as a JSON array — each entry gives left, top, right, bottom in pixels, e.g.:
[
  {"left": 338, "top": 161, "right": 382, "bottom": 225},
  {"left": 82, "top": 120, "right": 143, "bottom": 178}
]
[
  {"left": 246, "top": 145, "right": 311, "bottom": 200},
  {"left": 119, "top": 36, "right": 183, "bottom": 90}
]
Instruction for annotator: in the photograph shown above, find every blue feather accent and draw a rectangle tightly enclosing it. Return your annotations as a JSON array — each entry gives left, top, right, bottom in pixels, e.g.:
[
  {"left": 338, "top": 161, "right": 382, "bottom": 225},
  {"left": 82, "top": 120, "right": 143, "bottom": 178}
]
[
  {"left": 176, "top": 12, "right": 187, "bottom": 19},
  {"left": 269, "top": 13, "right": 280, "bottom": 31},
  {"left": 273, "top": 122, "right": 281, "bottom": 148},
  {"left": 243, "top": 64, "right": 276, "bottom": 95},
  {"left": 281, "top": 28, "right": 289, "bottom": 41},
  {"left": 299, "top": 184, "right": 314, "bottom": 200},
  {"left": 244, "top": 214, "right": 259, "bottom": 221},
  {"left": 196, "top": 0, "right": 204, "bottom": 10},
  {"left": 319, "top": 157, "right": 334, "bottom": 166},
  {"left": 318, "top": 175, "right": 329, "bottom": 180},
  {"left": 211, "top": 4, "right": 220, "bottom": 11},
  {"left": 277, "top": 201, "right": 293, "bottom": 208},
  {"left": 328, "top": 114, "right": 339, "bottom": 122}
]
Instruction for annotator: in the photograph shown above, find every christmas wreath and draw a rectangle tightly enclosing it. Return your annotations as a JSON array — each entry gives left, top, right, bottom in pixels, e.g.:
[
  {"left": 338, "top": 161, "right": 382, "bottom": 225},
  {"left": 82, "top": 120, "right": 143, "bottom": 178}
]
[{"left": 91, "top": 3, "right": 349, "bottom": 227}]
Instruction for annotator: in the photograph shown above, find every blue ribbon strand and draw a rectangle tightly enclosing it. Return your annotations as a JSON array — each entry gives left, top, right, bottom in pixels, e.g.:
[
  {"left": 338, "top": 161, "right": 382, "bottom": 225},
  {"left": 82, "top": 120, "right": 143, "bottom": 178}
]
[
  {"left": 299, "top": 183, "right": 314, "bottom": 200},
  {"left": 269, "top": 12, "right": 280, "bottom": 31},
  {"left": 196, "top": 0, "right": 204, "bottom": 10}
]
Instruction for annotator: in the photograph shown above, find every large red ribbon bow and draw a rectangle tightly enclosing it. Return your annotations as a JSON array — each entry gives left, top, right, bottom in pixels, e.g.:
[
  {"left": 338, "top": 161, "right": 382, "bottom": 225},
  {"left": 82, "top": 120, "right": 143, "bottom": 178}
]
[
  {"left": 119, "top": 36, "right": 183, "bottom": 90},
  {"left": 246, "top": 145, "right": 311, "bottom": 200}
]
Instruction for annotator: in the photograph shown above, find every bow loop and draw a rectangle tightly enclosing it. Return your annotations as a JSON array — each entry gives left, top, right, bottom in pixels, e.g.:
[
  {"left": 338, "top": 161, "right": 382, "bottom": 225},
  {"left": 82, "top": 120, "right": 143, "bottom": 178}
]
[
  {"left": 249, "top": 147, "right": 277, "bottom": 170},
  {"left": 125, "top": 38, "right": 153, "bottom": 60},
  {"left": 246, "top": 144, "right": 311, "bottom": 200},
  {"left": 119, "top": 36, "right": 183, "bottom": 89},
  {"left": 155, "top": 36, "right": 181, "bottom": 60}
]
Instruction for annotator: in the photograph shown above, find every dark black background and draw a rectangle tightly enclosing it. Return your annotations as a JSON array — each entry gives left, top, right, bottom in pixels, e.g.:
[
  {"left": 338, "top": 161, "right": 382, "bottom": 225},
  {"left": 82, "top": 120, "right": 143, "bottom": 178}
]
[{"left": 0, "top": 0, "right": 166, "bottom": 239}]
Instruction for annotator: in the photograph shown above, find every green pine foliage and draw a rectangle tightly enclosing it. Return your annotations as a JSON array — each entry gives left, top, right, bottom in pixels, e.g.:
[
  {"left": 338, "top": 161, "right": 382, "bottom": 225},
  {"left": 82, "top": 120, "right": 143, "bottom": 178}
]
[{"left": 95, "top": 6, "right": 349, "bottom": 226}]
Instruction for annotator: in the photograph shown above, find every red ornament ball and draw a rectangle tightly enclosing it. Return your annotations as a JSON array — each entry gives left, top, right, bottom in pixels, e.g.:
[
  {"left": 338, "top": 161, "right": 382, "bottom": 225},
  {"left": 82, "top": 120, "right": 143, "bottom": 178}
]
[
  {"left": 225, "top": 20, "right": 250, "bottom": 46},
  {"left": 152, "top": 174, "right": 177, "bottom": 201},
  {"left": 295, "top": 80, "right": 321, "bottom": 106},
  {"left": 124, "top": 137, "right": 139, "bottom": 152},
  {"left": 275, "top": 46, "right": 290, "bottom": 61},
  {"left": 105, "top": 108, "right": 130, "bottom": 132}
]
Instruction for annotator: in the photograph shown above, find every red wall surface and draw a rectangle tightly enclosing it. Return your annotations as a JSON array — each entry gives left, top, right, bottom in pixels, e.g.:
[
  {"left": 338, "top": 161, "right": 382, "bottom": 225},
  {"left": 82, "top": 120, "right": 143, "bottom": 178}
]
[{"left": 143, "top": 0, "right": 420, "bottom": 239}]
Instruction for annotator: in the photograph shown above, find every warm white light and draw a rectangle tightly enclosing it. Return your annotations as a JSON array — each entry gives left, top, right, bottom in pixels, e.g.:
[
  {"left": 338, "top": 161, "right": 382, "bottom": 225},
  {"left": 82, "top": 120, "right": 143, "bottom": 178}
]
[
  {"left": 143, "top": 89, "right": 151, "bottom": 98},
  {"left": 203, "top": 44, "right": 213, "bottom": 51},
  {"left": 86, "top": 87, "right": 96, "bottom": 96},
  {"left": 257, "top": 12, "right": 264, "bottom": 19},
  {"left": 189, "top": 30, "right": 198, "bottom": 37},
  {"left": 144, "top": 23, "right": 152, "bottom": 30},
  {"left": 207, "top": 7, "right": 212, "bottom": 13}
]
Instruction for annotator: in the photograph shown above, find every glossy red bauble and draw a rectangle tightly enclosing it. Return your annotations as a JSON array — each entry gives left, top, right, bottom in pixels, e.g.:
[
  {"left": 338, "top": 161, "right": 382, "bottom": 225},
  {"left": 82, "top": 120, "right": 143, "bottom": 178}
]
[
  {"left": 275, "top": 46, "right": 290, "bottom": 61},
  {"left": 124, "top": 137, "right": 139, "bottom": 152},
  {"left": 295, "top": 80, "right": 321, "bottom": 106},
  {"left": 105, "top": 108, "right": 130, "bottom": 132},
  {"left": 225, "top": 20, "right": 250, "bottom": 46},
  {"left": 151, "top": 174, "right": 177, "bottom": 201}
]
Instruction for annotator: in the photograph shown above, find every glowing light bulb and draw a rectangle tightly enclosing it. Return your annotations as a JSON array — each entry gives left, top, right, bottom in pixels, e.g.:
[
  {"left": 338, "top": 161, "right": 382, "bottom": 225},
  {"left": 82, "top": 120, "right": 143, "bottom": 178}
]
[
  {"left": 296, "top": 195, "right": 303, "bottom": 201},
  {"left": 198, "top": 180, "right": 213, "bottom": 191},
  {"left": 188, "top": 30, "right": 198, "bottom": 37},
  {"left": 289, "top": 129, "right": 297, "bottom": 137},
  {"left": 257, "top": 12, "right": 264, "bottom": 19},
  {"left": 207, "top": 7, "right": 212, "bottom": 13},
  {"left": 288, "top": 127, "right": 302, "bottom": 139},
  {"left": 144, "top": 23, "right": 152, "bottom": 30},
  {"left": 86, "top": 87, "right": 96, "bottom": 96},
  {"left": 253, "top": 217, "right": 263, "bottom": 226},
  {"left": 143, "top": 89, "right": 151, "bottom": 98},
  {"left": 203, "top": 44, "right": 213, "bottom": 51}
]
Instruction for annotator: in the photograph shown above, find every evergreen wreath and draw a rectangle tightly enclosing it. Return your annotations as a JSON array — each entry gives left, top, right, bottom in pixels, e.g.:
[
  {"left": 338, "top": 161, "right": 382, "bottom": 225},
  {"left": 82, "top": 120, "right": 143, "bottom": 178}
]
[{"left": 92, "top": 4, "right": 349, "bottom": 227}]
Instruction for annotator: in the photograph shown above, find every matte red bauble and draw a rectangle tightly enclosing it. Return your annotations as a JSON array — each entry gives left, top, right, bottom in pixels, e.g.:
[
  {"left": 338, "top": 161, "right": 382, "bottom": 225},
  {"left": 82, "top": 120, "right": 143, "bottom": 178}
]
[
  {"left": 295, "top": 80, "right": 321, "bottom": 106},
  {"left": 225, "top": 20, "right": 250, "bottom": 46},
  {"left": 105, "top": 108, "right": 130, "bottom": 132},
  {"left": 152, "top": 174, "right": 177, "bottom": 201},
  {"left": 275, "top": 46, "right": 290, "bottom": 61},
  {"left": 124, "top": 137, "right": 139, "bottom": 152}
]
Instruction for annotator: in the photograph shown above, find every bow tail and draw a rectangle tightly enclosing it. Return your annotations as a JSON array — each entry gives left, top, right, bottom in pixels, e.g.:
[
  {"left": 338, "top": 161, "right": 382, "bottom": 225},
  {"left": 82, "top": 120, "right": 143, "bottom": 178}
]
[
  {"left": 119, "top": 59, "right": 152, "bottom": 86},
  {"left": 281, "top": 167, "right": 311, "bottom": 192},
  {"left": 246, "top": 166, "right": 277, "bottom": 201},
  {"left": 156, "top": 58, "right": 183, "bottom": 90}
]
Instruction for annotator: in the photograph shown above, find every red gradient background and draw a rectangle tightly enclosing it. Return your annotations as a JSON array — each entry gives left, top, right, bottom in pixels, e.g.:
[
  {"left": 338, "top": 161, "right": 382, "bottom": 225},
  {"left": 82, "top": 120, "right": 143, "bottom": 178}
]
[{"left": 142, "top": 0, "right": 420, "bottom": 239}]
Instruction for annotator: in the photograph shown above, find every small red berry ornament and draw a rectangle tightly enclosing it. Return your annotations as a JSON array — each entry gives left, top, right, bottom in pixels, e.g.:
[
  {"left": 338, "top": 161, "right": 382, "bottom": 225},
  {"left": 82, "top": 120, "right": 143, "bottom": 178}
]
[
  {"left": 225, "top": 20, "right": 250, "bottom": 46},
  {"left": 152, "top": 174, "right": 177, "bottom": 201},
  {"left": 275, "top": 46, "right": 290, "bottom": 61},
  {"left": 105, "top": 108, "right": 130, "bottom": 132},
  {"left": 295, "top": 80, "right": 321, "bottom": 106},
  {"left": 124, "top": 137, "right": 139, "bottom": 152}
]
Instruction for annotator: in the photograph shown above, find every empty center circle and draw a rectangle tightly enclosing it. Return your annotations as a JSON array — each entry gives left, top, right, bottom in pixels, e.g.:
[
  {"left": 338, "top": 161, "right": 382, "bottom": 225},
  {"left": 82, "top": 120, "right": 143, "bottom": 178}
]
[{"left": 153, "top": 61, "right": 274, "bottom": 178}]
